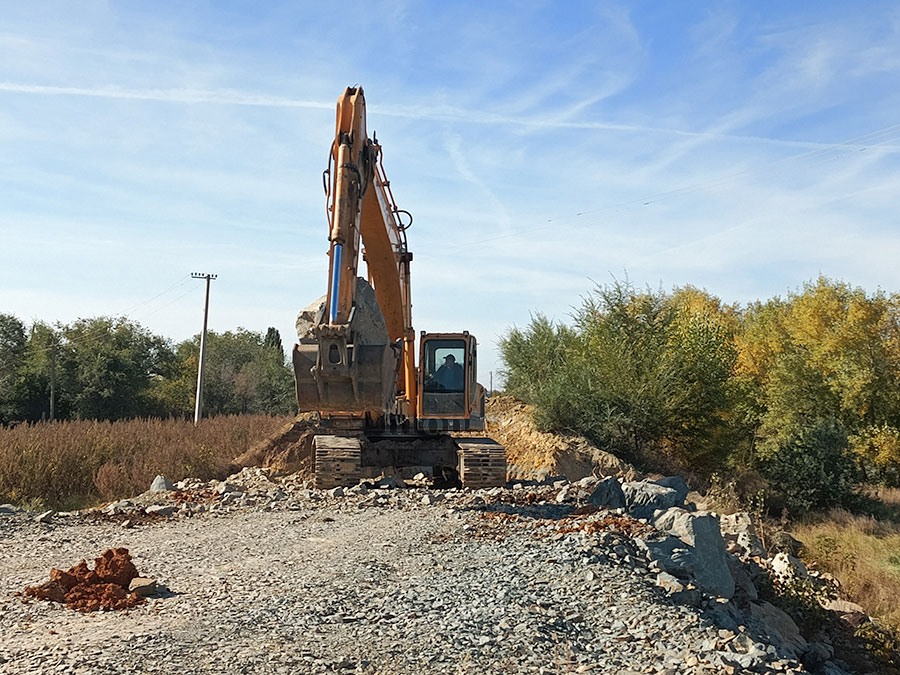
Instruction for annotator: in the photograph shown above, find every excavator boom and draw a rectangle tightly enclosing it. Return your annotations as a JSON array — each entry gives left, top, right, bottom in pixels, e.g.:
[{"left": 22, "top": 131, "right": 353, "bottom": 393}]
[{"left": 293, "top": 87, "right": 415, "bottom": 417}]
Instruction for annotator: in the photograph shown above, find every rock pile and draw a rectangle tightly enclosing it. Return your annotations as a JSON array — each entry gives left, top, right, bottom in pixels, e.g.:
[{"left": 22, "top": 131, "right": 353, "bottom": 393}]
[
  {"left": 2, "top": 457, "right": 874, "bottom": 672},
  {"left": 22, "top": 548, "right": 155, "bottom": 612},
  {"left": 557, "top": 474, "right": 857, "bottom": 673}
]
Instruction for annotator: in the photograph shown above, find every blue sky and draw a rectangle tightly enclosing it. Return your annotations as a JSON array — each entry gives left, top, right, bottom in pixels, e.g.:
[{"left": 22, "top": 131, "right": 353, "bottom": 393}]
[{"left": 2, "top": 1, "right": 900, "bottom": 385}]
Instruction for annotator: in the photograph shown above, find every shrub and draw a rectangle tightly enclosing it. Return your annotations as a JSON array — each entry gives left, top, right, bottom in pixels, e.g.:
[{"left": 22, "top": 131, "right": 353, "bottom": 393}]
[{"left": 761, "top": 419, "right": 859, "bottom": 511}]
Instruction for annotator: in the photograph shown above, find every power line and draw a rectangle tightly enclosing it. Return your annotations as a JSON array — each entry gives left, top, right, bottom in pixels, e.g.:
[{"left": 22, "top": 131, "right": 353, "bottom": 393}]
[{"left": 22, "top": 275, "right": 197, "bottom": 356}]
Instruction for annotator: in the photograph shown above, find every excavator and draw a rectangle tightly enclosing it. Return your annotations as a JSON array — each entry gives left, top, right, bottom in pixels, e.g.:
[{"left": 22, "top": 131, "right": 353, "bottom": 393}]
[{"left": 292, "top": 86, "right": 506, "bottom": 490}]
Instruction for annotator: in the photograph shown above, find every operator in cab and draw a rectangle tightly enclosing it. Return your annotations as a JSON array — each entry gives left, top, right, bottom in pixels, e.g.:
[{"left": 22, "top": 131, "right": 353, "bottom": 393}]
[{"left": 434, "top": 353, "right": 464, "bottom": 391}]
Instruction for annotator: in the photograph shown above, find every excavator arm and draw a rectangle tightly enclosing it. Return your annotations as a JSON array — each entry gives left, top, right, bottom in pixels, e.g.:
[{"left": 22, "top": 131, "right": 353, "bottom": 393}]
[{"left": 293, "top": 86, "right": 417, "bottom": 418}]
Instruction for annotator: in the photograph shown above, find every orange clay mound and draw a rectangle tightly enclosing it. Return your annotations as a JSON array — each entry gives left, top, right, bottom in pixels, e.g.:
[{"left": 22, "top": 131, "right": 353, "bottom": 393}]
[{"left": 24, "top": 547, "right": 144, "bottom": 612}]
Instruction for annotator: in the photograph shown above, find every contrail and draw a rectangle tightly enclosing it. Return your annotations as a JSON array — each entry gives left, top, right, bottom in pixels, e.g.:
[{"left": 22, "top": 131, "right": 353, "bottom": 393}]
[
  {"left": 0, "top": 82, "right": 334, "bottom": 110},
  {"left": 1, "top": 81, "right": 894, "bottom": 152}
]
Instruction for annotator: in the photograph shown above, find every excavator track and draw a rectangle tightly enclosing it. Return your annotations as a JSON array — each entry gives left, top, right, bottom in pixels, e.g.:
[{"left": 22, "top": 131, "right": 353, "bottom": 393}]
[
  {"left": 313, "top": 435, "right": 362, "bottom": 489},
  {"left": 456, "top": 438, "right": 507, "bottom": 489}
]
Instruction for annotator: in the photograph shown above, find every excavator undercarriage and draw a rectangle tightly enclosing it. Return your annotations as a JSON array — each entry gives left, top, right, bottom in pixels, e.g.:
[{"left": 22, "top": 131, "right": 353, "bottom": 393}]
[{"left": 312, "top": 434, "right": 506, "bottom": 490}]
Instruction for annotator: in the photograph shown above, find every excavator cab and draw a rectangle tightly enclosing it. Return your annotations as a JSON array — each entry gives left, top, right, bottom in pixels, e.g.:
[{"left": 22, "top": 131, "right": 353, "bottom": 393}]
[{"left": 417, "top": 332, "right": 485, "bottom": 432}]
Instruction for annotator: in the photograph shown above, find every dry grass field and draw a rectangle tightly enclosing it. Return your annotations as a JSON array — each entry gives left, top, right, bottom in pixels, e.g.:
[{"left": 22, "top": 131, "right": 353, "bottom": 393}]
[
  {"left": 0, "top": 415, "right": 292, "bottom": 510},
  {"left": 791, "top": 487, "right": 900, "bottom": 662}
]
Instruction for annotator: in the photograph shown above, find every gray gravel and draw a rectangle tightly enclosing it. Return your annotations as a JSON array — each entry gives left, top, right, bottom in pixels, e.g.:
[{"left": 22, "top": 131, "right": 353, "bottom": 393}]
[{"left": 0, "top": 478, "right": 811, "bottom": 674}]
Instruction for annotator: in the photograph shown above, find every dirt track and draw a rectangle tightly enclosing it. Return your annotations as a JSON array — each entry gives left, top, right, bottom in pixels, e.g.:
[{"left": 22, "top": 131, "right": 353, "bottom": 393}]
[{"left": 0, "top": 488, "right": 746, "bottom": 675}]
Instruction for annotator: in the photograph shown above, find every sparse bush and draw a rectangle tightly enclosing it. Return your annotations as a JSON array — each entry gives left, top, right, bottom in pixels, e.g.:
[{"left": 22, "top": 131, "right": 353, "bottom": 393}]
[
  {"left": 758, "top": 574, "right": 835, "bottom": 638},
  {"left": 856, "top": 620, "right": 900, "bottom": 672}
]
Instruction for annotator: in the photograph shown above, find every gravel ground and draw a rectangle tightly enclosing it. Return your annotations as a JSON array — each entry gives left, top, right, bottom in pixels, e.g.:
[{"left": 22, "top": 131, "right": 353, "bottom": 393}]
[{"left": 0, "top": 480, "right": 810, "bottom": 675}]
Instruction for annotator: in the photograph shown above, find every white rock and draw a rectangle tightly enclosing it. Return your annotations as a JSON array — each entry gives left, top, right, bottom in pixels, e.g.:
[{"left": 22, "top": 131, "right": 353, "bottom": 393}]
[
  {"left": 770, "top": 552, "right": 810, "bottom": 582},
  {"left": 129, "top": 577, "right": 159, "bottom": 597},
  {"left": 150, "top": 475, "right": 175, "bottom": 492},
  {"left": 719, "top": 511, "right": 755, "bottom": 536},
  {"left": 656, "top": 572, "right": 685, "bottom": 593}
]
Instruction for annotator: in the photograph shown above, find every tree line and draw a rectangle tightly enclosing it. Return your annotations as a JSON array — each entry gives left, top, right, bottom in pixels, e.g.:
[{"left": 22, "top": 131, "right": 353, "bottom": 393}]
[
  {"left": 500, "top": 276, "right": 900, "bottom": 510},
  {"left": 0, "top": 315, "right": 296, "bottom": 423}
]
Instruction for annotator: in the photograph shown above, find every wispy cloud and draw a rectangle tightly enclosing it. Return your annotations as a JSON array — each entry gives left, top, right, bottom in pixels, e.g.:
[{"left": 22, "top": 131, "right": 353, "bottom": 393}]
[
  {"left": 3, "top": 81, "right": 889, "bottom": 153},
  {"left": 0, "top": 82, "right": 334, "bottom": 109}
]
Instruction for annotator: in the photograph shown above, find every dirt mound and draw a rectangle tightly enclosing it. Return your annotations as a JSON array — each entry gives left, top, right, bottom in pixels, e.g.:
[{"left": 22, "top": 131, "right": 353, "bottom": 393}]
[
  {"left": 24, "top": 548, "right": 145, "bottom": 612},
  {"left": 482, "top": 396, "right": 640, "bottom": 482},
  {"left": 233, "top": 413, "right": 319, "bottom": 475},
  {"left": 233, "top": 397, "right": 637, "bottom": 484}
]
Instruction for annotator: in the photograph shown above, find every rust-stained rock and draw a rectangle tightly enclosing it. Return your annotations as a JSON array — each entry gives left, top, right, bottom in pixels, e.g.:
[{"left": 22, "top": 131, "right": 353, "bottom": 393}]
[
  {"left": 24, "top": 548, "right": 146, "bottom": 612},
  {"left": 49, "top": 567, "right": 80, "bottom": 591},
  {"left": 65, "top": 582, "right": 132, "bottom": 612},
  {"left": 26, "top": 580, "right": 67, "bottom": 603},
  {"left": 94, "top": 547, "right": 139, "bottom": 587}
]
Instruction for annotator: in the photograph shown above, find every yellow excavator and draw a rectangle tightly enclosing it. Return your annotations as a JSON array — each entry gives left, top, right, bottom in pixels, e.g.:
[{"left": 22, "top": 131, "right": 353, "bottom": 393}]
[{"left": 292, "top": 86, "right": 506, "bottom": 489}]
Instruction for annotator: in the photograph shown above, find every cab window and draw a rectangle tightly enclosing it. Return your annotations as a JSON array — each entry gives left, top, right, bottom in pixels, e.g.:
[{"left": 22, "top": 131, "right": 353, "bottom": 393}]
[{"left": 423, "top": 339, "right": 466, "bottom": 393}]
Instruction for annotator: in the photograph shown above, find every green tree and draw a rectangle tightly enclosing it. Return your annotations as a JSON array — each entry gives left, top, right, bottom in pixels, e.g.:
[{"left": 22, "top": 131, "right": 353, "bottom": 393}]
[
  {"left": 59, "top": 317, "right": 176, "bottom": 420},
  {"left": 664, "top": 287, "right": 740, "bottom": 465},
  {"left": 264, "top": 327, "right": 285, "bottom": 363},
  {"left": 165, "top": 329, "right": 295, "bottom": 416},
  {"left": 741, "top": 278, "right": 900, "bottom": 461},
  {"left": 0, "top": 314, "right": 27, "bottom": 424},
  {"left": 17, "top": 322, "right": 62, "bottom": 422}
]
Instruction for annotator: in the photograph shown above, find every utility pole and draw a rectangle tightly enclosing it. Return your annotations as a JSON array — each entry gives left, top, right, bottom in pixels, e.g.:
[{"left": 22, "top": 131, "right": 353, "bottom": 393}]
[{"left": 192, "top": 273, "right": 217, "bottom": 425}]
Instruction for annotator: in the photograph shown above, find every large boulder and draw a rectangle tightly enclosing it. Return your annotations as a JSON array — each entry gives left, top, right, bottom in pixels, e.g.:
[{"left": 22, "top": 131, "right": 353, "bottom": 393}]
[
  {"left": 725, "top": 552, "right": 758, "bottom": 603},
  {"left": 719, "top": 511, "right": 766, "bottom": 558},
  {"left": 622, "top": 481, "right": 681, "bottom": 519},
  {"left": 749, "top": 601, "right": 807, "bottom": 658},
  {"left": 655, "top": 508, "right": 735, "bottom": 599},
  {"left": 633, "top": 535, "right": 695, "bottom": 578},
  {"left": 719, "top": 511, "right": 755, "bottom": 535},
  {"left": 588, "top": 477, "right": 626, "bottom": 509},
  {"left": 653, "top": 476, "right": 689, "bottom": 504}
]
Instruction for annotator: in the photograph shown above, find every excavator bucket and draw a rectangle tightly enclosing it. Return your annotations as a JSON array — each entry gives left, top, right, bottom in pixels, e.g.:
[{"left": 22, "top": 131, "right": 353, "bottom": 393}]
[
  {"left": 293, "top": 339, "right": 398, "bottom": 414},
  {"left": 293, "top": 278, "right": 400, "bottom": 415}
]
